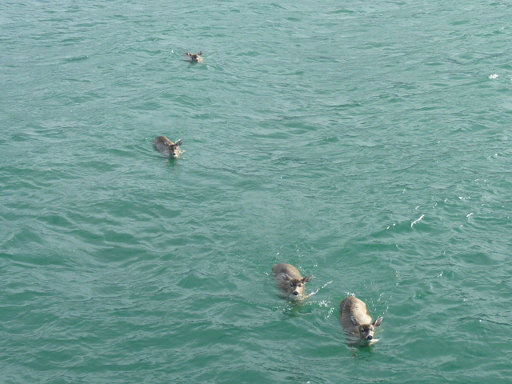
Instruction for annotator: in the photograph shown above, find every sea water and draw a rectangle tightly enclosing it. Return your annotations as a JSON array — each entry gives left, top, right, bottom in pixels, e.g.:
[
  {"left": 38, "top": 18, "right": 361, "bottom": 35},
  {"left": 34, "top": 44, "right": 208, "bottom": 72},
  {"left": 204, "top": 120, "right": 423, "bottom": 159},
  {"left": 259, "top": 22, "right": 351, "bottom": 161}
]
[{"left": 1, "top": 0, "right": 512, "bottom": 382}]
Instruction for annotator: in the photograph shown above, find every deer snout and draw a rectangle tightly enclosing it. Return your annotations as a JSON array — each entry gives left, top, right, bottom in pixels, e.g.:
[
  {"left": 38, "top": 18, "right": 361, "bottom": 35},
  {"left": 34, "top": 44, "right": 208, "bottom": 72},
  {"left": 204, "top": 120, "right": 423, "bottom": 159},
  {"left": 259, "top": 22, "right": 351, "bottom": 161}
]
[
  {"left": 169, "top": 147, "right": 180, "bottom": 158},
  {"left": 367, "top": 335, "right": 373, "bottom": 341}
]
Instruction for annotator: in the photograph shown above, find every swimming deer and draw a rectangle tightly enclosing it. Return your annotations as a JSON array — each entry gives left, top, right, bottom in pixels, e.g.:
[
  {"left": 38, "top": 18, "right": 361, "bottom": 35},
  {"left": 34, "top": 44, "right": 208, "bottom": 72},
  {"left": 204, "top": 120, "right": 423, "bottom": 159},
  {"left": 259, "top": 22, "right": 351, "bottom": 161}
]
[
  {"left": 340, "top": 296, "right": 383, "bottom": 346},
  {"left": 185, "top": 51, "right": 203, "bottom": 63},
  {"left": 272, "top": 263, "right": 312, "bottom": 301},
  {"left": 153, "top": 136, "right": 183, "bottom": 158}
]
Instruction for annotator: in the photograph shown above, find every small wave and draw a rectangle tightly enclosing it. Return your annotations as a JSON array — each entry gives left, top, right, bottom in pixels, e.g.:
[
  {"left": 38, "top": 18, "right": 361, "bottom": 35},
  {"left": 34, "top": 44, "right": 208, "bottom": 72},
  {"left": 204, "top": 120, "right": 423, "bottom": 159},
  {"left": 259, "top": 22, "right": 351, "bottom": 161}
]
[
  {"left": 63, "top": 55, "right": 89, "bottom": 63},
  {"left": 307, "top": 280, "right": 333, "bottom": 298},
  {"left": 411, "top": 214, "right": 425, "bottom": 228}
]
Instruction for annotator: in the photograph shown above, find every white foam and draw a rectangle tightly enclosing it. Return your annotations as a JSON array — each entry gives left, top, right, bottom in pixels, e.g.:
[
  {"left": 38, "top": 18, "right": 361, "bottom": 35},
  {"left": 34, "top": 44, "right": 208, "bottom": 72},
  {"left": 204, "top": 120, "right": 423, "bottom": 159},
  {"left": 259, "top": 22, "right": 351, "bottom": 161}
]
[
  {"left": 319, "top": 300, "right": 329, "bottom": 307},
  {"left": 411, "top": 214, "right": 424, "bottom": 228},
  {"left": 307, "top": 280, "right": 332, "bottom": 298},
  {"left": 489, "top": 73, "right": 499, "bottom": 79}
]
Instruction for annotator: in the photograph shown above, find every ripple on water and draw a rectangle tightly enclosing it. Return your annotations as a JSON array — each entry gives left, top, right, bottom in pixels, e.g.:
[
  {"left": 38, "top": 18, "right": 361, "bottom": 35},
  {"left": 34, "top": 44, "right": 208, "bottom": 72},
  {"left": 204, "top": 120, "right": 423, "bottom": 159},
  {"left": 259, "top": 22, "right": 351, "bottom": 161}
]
[{"left": 2, "top": 0, "right": 512, "bottom": 382}]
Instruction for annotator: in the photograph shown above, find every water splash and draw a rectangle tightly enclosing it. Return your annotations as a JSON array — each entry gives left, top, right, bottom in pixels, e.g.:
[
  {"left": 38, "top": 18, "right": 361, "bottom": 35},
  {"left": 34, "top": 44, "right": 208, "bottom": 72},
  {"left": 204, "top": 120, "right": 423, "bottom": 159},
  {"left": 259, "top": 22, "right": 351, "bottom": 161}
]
[
  {"left": 411, "top": 214, "right": 425, "bottom": 228},
  {"left": 307, "top": 280, "right": 333, "bottom": 298}
]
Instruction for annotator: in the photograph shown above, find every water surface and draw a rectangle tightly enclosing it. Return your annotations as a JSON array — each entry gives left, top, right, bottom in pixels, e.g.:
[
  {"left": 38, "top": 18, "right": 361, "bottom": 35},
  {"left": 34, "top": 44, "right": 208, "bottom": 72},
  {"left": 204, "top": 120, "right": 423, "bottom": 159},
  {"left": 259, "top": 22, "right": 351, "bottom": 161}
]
[{"left": 1, "top": 0, "right": 512, "bottom": 382}]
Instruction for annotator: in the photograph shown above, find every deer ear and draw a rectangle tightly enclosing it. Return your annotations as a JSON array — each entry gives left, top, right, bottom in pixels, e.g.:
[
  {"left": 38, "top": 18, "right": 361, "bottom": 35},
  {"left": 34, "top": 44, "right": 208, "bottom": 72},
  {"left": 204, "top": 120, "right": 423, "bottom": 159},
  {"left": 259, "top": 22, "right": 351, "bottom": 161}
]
[
  {"left": 350, "top": 316, "right": 359, "bottom": 326},
  {"left": 373, "top": 317, "right": 383, "bottom": 327},
  {"left": 303, "top": 275, "right": 312, "bottom": 283},
  {"left": 281, "top": 273, "right": 291, "bottom": 281},
  {"left": 175, "top": 139, "right": 182, "bottom": 146}
]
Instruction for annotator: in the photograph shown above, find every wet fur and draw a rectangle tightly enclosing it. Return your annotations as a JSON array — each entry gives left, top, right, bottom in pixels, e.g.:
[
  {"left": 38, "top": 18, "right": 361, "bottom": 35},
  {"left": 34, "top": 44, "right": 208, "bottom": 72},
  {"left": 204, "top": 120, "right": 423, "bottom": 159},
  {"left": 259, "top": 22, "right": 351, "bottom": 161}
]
[
  {"left": 340, "top": 296, "right": 382, "bottom": 346},
  {"left": 185, "top": 51, "right": 203, "bottom": 63},
  {"left": 153, "top": 136, "right": 183, "bottom": 158},
  {"left": 272, "top": 263, "right": 312, "bottom": 300}
]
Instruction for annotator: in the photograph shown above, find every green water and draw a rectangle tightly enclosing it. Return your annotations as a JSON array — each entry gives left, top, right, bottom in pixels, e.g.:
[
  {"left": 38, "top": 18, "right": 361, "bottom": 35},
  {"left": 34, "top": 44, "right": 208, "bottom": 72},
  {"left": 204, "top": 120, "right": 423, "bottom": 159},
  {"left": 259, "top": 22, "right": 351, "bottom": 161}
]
[{"left": 1, "top": 0, "right": 512, "bottom": 382}]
